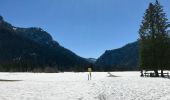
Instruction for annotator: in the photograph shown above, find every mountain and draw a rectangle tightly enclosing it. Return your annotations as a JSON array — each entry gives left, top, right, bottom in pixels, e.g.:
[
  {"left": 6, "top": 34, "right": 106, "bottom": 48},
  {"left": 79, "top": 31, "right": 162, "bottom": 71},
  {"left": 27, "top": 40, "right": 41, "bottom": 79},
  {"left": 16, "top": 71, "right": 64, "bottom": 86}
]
[
  {"left": 15, "top": 27, "right": 60, "bottom": 47},
  {"left": 86, "top": 58, "right": 97, "bottom": 64},
  {"left": 95, "top": 41, "right": 139, "bottom": 71},
  {"left": 0, "top": 16, "right": 90, "bottom": 72}
]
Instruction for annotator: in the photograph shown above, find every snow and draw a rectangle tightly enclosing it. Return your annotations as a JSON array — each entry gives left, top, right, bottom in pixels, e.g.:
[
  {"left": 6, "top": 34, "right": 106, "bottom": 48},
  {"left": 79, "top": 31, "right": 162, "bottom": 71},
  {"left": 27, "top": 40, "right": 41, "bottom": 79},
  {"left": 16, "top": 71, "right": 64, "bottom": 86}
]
[
  {"left": 0, "top": 72, "right": 170, "bottom": 100},
  {"left": 13, "top": 27, "right": 17, "bottom": 30}
]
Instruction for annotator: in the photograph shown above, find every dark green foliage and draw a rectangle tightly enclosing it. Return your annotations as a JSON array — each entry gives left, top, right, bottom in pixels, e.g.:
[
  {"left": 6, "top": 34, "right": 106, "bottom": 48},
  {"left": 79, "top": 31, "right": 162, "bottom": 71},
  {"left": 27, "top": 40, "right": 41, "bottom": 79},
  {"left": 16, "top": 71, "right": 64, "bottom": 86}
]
[
  {"left": 139, "top": 0, "right": 169, "bottom": 74},
  {"left": 95, "top": 41, "right": 139, "bottom": 71},
  {"left": 0, "top": 16, "right": 90, "bottom": 72}
]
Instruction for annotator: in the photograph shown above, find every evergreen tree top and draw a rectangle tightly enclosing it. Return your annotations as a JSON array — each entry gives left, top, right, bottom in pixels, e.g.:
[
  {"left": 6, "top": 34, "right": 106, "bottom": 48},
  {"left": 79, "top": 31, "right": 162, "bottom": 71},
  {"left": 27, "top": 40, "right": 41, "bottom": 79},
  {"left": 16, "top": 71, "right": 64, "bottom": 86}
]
[{"left": 155, "top": 0, "right": 159, "bottom": 4}]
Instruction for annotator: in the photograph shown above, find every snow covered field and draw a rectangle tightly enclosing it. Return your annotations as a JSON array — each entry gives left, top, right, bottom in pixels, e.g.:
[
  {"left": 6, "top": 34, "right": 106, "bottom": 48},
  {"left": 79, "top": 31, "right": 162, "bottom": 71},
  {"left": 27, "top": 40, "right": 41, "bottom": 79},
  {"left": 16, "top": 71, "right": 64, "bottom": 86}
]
[{"left": 0, "top": 72, "right": 170, "bottom": 100}]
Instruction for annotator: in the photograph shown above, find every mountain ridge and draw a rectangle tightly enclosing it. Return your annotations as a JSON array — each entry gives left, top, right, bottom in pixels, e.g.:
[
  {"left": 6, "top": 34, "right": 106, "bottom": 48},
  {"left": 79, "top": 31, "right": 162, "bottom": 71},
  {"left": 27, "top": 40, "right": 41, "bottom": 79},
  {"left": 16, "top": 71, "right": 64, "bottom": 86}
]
[
  {"left": 0, "top": 16, "right": 90, "bottom": 72},
  {"left": 95, "top": 41, "right": 139, "bottom": 71}
]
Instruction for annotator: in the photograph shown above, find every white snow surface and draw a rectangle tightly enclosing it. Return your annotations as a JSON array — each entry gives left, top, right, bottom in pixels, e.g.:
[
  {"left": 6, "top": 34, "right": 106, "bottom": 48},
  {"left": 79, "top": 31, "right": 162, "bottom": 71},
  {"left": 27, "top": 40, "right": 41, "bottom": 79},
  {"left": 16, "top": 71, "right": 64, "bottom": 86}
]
[{"left": 0, "top": 72, "right": 170, "bottom": 100}]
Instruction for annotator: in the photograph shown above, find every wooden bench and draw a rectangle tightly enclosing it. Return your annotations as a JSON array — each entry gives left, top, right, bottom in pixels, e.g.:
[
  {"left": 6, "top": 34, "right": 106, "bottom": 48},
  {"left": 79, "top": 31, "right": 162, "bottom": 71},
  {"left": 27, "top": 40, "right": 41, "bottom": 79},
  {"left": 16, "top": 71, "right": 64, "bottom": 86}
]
[
  {"left": 144, "top": 72, "right": 169, "bottom": 77},
  {"left": 158, "top": 73, "right": 169, "bottom": 77},
  {"left": 144, "top": 72, "right": 150, "bottom": 77}
]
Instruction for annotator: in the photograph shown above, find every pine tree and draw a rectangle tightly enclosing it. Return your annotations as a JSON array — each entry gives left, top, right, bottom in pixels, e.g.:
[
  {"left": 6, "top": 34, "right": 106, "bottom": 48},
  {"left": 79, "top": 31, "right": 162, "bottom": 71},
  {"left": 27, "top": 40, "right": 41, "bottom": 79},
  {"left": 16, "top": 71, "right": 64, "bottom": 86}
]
[
  {"left": 139, "top": 0, "right": 169, "bottom": 77},
  {"left": 139, "top": 3, "right": 155, "bottom": 71},
  {"left": 154, "top": 0, "right": 169, "bottom": 77}
]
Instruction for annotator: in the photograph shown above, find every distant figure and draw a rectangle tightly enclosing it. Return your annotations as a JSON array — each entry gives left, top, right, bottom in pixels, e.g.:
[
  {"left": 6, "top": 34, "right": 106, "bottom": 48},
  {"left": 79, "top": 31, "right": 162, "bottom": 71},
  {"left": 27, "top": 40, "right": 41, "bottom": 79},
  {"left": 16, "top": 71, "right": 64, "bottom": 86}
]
[{"left": 88, "top": 67, "right": 92, "bottom": 80}]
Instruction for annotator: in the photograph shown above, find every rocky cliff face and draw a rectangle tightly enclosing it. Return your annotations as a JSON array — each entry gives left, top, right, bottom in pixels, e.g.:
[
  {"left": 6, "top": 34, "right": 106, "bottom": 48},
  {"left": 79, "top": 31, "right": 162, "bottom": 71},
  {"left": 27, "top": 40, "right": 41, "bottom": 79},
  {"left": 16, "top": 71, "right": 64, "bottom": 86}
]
[{"left": 16, "top": 27, "right": 59, "bottom": 47}]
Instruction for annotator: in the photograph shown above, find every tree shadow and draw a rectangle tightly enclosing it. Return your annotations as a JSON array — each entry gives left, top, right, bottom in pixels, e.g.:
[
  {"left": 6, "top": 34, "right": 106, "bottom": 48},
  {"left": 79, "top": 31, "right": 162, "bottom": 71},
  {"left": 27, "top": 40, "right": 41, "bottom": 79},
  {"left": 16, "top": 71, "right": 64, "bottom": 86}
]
[{"left": 0, "top": 79, "right": 22, "bottom": 82}]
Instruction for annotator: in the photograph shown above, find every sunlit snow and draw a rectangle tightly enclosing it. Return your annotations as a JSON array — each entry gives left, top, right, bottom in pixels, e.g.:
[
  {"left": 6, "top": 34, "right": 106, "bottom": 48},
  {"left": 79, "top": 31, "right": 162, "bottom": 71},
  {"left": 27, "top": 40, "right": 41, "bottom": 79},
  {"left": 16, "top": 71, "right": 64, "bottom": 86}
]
[{"left": 0, "top": 72, "right": 170, "bottom": 100}]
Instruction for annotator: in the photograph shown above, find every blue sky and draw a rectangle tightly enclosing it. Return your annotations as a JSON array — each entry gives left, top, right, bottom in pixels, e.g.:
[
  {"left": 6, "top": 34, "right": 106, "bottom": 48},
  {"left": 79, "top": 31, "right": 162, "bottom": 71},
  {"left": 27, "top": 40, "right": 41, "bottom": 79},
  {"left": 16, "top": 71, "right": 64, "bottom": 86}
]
[{"left": 0, "top": 0, "right": 170, "bottom": 58}]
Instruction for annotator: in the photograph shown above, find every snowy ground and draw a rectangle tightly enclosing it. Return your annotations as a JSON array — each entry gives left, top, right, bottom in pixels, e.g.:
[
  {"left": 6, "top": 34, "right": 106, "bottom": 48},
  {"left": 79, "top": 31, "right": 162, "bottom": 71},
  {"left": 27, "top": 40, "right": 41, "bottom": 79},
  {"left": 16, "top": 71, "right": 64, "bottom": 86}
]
[{"left": 0, "top": 72, "right": 170, "bottom": 100}]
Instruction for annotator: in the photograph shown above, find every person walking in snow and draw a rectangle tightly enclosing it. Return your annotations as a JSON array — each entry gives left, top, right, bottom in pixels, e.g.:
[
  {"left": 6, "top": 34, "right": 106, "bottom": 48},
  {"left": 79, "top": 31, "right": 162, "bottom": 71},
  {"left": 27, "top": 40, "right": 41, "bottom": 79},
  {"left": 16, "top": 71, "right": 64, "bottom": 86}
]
[
  {"left": 88, "top": 65, "right": 93, "bottom": 80},
  {"left": 88, "top": 67, "right": 92, "bottom": 80}
]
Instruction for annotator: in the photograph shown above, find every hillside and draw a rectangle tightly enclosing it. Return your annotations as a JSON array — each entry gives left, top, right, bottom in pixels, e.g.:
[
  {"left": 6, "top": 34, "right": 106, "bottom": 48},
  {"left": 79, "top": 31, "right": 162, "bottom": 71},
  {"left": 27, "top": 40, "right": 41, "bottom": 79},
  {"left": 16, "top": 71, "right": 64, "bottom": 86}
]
[
  {"left": 95, "top": 41, "right": 139, "bottom": 71},
  {"left": 0, "top": 16, "right": 90, "bottom": 72}
]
